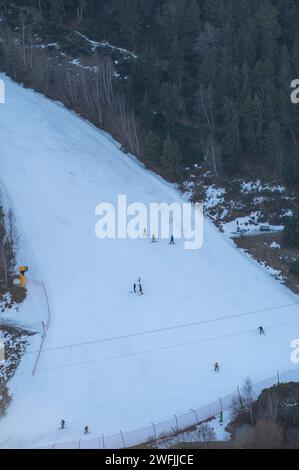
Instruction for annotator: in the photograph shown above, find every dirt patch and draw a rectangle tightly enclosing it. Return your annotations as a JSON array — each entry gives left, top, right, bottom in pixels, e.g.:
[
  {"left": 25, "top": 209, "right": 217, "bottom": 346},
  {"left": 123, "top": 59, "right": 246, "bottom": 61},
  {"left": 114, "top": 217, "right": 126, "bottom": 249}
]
[
  {"left": 234, "top": 232, "right": 299, "bottom": 294},
  {"left": 0, "top": 287, "right": 27, "bottom": 313}
]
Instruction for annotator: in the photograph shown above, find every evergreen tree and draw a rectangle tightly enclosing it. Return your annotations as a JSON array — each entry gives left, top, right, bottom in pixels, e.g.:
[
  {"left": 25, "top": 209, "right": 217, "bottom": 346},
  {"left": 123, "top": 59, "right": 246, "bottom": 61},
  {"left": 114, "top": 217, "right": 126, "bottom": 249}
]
[
  {"left": 161, "top": 134, "right": 183, "bottom": 177},
  {"left": 159, "top": 83, "right": 180, "bottom": 129},
  {"left": 140, "top": 47, "right": 161, "bottom": 101},
  {"left": 169, "top": 34, "right": 184, "bottom": 88},
  {"left": 129, "top": 46, "right": 161, "bottom": 104},
  {"left": 278, "top": 46, "right": 292, "bottom": 133},
  {"left": 7, "top": 0, "right": 299, "bottom": 183},
  {"left": 118, "top": 0, "right": 143, "bottom": 47},
  {"left": 176, "top": 0, "right": 201, "bottom": 54},
  {"left": 220, "top": 98, "right": 241, "bottom": 172},
  {"left": 257, "top": 0, "right": 281, "bottom": 61},
  {"left": 264, "top": 120, "right": 284, "bottom": 175},
  {"left": 203, "top": 0, "right": 225, "bottom": 27},
  {"left": 143, "top": 131, "right": 161, "bottom": 165},
  {"left": 284, "top": 214, "right": 299, "bottom": 247},
  {"left": 139, "top": 92, "right": 153, "bottom": 129}
]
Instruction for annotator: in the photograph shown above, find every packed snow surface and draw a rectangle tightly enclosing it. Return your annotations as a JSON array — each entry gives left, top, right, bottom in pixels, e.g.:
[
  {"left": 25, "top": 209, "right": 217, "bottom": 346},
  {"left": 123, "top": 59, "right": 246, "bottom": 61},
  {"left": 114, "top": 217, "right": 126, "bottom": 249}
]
[{"left": 0, "top": 75, "right": 299, "bottom": 448}]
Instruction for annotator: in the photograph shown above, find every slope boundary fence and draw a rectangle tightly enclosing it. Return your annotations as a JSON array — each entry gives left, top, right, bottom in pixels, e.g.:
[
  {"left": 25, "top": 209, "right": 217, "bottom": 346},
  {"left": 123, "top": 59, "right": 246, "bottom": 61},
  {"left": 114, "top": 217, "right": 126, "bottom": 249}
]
[
  {"left": 27, "top": 278, "right": 52, "bottom": 376},
  {"left": 38, "top": 366, "right": 299, "bottom": 449}
]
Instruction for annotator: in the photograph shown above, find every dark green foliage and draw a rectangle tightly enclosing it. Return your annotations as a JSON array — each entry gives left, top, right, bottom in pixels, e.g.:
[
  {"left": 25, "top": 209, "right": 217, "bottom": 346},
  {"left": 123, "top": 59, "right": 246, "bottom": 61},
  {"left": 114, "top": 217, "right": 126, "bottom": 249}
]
[
  {"left": 284, "top": 214, "right": 299, "bottom": 246},
  {"left": 117, "top": 0, "right": 143, "bottom": 48},
  {"left": 142, "top": 131, "right": 161, "bottom": 166},
  {"left": 289, "top": 260, "right": 299, "bottom": 276},
  {"left": 5, "top": 0, "right": 299, "bottom": 182},
  {"left": 284, "top": 156, "right": 299, "bottom": 185},
  {"left": 159, "top": 83, "right": 181, "bottom": 129},
  {"left": 203, "top": 0, "right": 226, "bottom": 27},
  {"left": 129, "top": 47, "right": 161, "bottom": 105},
  {"left": 161, "top": 134, "right": 183, "bottom": 178}
]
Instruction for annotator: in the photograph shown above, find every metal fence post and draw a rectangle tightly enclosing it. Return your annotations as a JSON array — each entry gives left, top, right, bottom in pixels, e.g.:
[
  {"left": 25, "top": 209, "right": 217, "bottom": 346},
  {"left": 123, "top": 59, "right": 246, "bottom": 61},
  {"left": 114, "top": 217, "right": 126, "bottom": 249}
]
[
  {"left": 120, "top": 430, "right": 126, "bottom": 448},
  {"left": 190, "top": 408, "right": 199, "bottom": 424},
  {"left": 151, "top": 422, "right": 157, "bottom": 441},
  {"left": 219, "top": 397, "right": 223, "bottom": 414},
  {"left": 218, "top": 398, "right": 223, "bottom": 424},
  {"left": 174, "top": 414, "right": 179, "bottom": 433}
]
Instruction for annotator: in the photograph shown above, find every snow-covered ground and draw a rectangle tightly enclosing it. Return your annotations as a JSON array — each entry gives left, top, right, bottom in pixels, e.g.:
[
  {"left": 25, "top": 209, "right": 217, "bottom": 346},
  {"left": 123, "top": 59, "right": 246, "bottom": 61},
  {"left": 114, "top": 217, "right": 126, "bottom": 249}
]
[
  {"left": 73, "top": 31, "right": 137, "bottom": 58},
  {"left": 240, "top": 180, "right": 285, "bottom": 194},
  {"left": 0, "top": 75, "right": 299, "bottom": 449}
]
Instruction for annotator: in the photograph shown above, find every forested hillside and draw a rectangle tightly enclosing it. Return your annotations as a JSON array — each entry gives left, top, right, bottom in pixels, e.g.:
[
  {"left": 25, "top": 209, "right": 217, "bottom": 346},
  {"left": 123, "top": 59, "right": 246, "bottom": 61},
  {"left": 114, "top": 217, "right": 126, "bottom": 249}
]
[{"left": 1, "top": 0, "right": 299, "bottom": 184}]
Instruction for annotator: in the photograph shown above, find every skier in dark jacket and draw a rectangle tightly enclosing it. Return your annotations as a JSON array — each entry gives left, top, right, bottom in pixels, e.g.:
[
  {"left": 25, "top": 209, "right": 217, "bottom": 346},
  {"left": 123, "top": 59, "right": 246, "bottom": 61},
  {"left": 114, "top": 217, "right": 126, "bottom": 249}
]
[
  {"left": 60, "top": 419, "right": 65, "bottom": 429},
  {"left": 139, "top": 283, "right": 143, "bottom": 295},
  {"left": 258, "top": 326, "right": 265, "bottom": 335},
  {"left": 214, "top": 362, "right": 219, "bottom": 372},
  {"left": 84, "top": 426, "right": 89, "bottom": 434},
  {"left": 169, "top": 235, "right": 175, "bottom": 245},
  {"left": 133, "top": 283, "right": 137, "bottom": 293}
]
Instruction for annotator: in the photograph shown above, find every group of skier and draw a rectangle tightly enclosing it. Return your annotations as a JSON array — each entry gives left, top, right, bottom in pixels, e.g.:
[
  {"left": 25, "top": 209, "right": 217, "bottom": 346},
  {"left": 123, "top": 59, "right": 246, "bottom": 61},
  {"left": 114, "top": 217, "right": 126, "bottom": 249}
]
[
  {"left": 60, "top": 329, "right": 267, "bottom": 433},
  {"left": 134, "top": 232, "right": 267, "bottom": 376},
  {"left": 151, "top": 234, "right": 175, "bottom": 245},
  {"left": 60, "top": 420, "right": 89, "bottom": 435},
  {"left": 133, "top": 277, "right": 143, "bottom": 295},
  {"left": 132, "top": 235, "right": 175, "bottom": 294}
]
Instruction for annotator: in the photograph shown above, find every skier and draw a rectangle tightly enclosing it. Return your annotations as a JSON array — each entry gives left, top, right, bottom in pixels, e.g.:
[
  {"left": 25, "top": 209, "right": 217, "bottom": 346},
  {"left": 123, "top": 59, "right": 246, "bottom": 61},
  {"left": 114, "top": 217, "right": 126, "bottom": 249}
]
[
  {"left": 60, "top": 419, "right": 65, "bottom": 430},
  {"left": 133, "top": 283, "right": 137, "bottom": 293},
  {"left": 236, "top": 220, "right": 240, "bottom": 233},
  {"left": 169, "top": 235, "right": 175, "bottom": 245},
  {"left": 84, "top": 425, "right": 89, "bottom": 434},
  {"left": 151, "top": 234, "right": 158, "bottom": 243},
  {"left": 258, "top": 326, "right": 265, "bottom": 335},
  {"left": 139, "top": 283, "right": 143, "bottom": 295},
  {"left": 214, "top": 362, "right": 219, "bottom": 372}
]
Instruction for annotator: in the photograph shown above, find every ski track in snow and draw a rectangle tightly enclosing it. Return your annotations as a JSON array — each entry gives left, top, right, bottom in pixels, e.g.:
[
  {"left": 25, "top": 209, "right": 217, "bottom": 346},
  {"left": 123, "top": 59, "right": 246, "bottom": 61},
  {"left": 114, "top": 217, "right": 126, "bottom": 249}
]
[{"left": 0, "top": 74, "right": 299, "bottom": 448}]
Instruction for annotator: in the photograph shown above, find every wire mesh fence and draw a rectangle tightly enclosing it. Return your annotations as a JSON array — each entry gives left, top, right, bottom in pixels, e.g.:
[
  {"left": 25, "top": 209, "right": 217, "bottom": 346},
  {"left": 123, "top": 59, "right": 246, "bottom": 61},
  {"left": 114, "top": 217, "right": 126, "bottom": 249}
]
[
  {"left": 39, "top": 366, "right": 299, "bottom": 449},
  {"left": 27, "top": 278, "right": 52, "bottom": 375}
]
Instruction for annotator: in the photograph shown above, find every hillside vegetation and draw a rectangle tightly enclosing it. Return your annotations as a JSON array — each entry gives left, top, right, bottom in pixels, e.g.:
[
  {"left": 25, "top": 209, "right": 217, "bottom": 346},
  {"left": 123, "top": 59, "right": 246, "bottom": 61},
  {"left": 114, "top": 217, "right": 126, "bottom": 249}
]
[{"left": 1, "top": 0, "right": 299, "bottom": 184}]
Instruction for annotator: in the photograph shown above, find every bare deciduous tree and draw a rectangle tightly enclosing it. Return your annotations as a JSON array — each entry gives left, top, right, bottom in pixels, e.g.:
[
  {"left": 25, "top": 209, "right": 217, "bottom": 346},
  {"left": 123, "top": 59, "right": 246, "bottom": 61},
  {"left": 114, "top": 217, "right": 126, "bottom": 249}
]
[
  {"left": 6, "top": 208, "right": 19, "bottom": 257},
  {"left": 197, "top": 85, "right": 221, "bottom": 177}
]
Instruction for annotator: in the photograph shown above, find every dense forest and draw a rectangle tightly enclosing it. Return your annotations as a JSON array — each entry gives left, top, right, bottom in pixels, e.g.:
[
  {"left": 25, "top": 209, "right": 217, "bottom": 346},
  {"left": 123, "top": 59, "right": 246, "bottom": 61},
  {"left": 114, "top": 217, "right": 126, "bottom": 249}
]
[{"left": 1, "top": 0, "right": 299, "bottom": 184}]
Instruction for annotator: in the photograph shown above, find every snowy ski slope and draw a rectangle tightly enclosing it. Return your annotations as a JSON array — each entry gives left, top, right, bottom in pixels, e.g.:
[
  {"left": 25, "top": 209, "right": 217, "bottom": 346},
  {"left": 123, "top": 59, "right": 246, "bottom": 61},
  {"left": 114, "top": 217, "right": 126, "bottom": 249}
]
[{"left": 0, "top": 75, "right": 299, "bottom": 448}]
